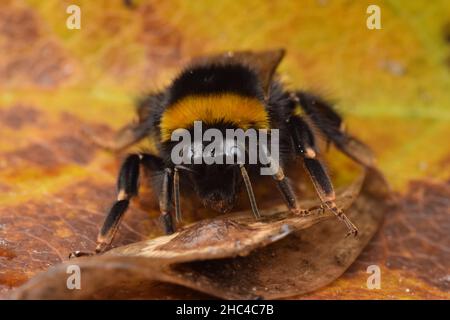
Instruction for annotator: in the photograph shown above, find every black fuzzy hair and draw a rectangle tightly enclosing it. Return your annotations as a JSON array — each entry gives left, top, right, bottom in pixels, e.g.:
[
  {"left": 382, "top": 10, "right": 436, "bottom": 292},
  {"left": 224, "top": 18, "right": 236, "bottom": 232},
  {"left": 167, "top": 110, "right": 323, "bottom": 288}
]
[{"left": 167, "top": 63, "right": 265, "bottom": 105}]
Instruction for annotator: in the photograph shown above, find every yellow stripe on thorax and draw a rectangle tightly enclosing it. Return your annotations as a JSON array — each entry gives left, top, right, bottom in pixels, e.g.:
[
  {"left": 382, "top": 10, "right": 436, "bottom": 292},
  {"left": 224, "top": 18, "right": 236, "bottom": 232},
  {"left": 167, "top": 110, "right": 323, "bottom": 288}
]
[{"left": 160, "top": 93, "right": 269, "bottom": 141}]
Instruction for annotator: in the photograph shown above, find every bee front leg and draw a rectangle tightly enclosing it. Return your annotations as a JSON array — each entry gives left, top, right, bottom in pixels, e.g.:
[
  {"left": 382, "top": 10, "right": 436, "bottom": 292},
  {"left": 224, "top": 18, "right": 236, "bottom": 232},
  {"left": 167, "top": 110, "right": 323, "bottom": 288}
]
[{"left": 140, "top": 155, "right": 176, "bottom": 235}]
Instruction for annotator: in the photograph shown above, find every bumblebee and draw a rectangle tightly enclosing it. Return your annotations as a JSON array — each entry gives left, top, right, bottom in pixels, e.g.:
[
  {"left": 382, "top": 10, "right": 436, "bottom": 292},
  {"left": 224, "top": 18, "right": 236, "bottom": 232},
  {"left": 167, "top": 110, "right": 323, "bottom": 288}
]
[{"left": 72, "top": 49, "right": 375, "bottom": 257}]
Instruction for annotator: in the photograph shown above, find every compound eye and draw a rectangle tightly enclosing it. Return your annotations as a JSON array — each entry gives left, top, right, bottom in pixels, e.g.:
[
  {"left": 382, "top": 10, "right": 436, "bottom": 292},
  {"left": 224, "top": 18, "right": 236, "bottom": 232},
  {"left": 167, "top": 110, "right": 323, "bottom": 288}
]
[
  {"left": 207, "top": 148, "right": 216, "bottom": 157},
  {"left": 178, "top": 145, "right": 189, "bottom": 157},
  {"left": 191, "top": 143, "right": 206, "bottom": 163},
  {"left": 186, "top": 146, "right": 194, "bottom": 159},
  {"left": 178, "top": 145, "right": 196, "bottom": 164},
  {"left": 224, "top": 139, "right": 244, "bottom": 162},
  {"left": 230, "top": 145, "right": 242, "bottom": 158}
]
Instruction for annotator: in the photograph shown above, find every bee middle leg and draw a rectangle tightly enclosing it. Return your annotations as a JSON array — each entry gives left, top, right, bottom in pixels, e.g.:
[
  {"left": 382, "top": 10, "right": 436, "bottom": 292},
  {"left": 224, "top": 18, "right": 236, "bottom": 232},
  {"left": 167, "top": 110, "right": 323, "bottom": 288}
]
[
  {"left": 272, "top": 165, "right": 307, "bottom": 215},
  {"left": 69, "top": 154, "right": 141, "bottom": 258},
  {"left": 95, "top": 154, "right": 176, "bottom": 253},
  {"left": 69, "top": 153, "right": 175, "bottom": 259},
  {"left": 288, "top": 115, "right": 358, "bottom": 236},
  {"left": 258, "top": 145, "right": 306, "bottom": 215}
]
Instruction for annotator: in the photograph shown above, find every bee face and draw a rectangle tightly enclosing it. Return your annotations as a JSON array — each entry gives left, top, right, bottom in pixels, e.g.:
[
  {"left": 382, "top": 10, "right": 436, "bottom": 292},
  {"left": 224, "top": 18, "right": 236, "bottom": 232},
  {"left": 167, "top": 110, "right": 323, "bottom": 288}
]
[
  {"left": 173, "top": 135, "right": 245, "bottom": 213},
  {"left": 187, "top": 163, "right": 241, "bottom": 213}
]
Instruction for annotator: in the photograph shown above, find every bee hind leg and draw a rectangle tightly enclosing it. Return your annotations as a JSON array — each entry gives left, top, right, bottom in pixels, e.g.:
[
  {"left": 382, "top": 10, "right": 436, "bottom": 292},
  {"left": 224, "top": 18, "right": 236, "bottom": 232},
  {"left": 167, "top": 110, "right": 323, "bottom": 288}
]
[
  {"left": 292, "top": 91, "right": 375, "bottom": 168},
  {"left": 303, "top": 157, "right": 358, "bottom": 236}
]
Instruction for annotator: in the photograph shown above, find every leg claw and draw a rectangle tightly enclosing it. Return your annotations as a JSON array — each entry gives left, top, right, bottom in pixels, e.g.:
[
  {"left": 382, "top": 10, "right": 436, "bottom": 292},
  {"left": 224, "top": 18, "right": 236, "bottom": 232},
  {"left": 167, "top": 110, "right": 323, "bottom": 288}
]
[
  {"left": 318, "top": 204, "right": 326, "bottom": 214},
  {"left": 346, "top": 228, "right": 359, "bottom": 238},
  {"left": 291, "top": 207, "right": 308, "bottom": 216},
  {"left": 68, "top": 251, "right": 94, "bottom": 259}
]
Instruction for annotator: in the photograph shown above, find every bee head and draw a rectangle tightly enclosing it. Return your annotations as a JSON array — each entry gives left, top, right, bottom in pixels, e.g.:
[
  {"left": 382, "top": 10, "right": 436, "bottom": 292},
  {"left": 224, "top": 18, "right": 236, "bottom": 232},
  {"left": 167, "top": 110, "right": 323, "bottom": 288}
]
[{"left": 176, "top": 139, "right": 244, "bottom": 213}]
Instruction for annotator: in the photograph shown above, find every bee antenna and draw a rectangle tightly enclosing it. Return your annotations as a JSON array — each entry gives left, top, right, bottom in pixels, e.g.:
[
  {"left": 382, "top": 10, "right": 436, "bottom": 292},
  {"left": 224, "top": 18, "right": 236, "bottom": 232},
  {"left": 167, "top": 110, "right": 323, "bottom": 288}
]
[
  {"left": 239, "top": 164, "right": 261, "bottom": 220},
  {"left": 173, "top": 167, "right": 182, "bottom": 222}
]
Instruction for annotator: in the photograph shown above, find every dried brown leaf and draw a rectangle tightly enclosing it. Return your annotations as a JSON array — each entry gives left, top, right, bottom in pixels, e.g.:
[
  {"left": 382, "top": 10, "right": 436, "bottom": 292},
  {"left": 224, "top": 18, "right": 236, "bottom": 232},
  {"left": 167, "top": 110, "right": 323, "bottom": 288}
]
[{"left": 11, "top": 169, "right": 389, "bottom": 299}]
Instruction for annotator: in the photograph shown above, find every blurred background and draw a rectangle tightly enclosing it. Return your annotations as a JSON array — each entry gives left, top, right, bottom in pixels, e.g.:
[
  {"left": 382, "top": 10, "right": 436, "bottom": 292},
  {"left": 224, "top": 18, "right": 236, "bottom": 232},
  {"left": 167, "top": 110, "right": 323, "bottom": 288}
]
[
  {"left": 1, "top": 0, "right": 449, "bottom": 189},
  {"left": 0, "top": 0, "right": 449, "bottom": 299}
]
